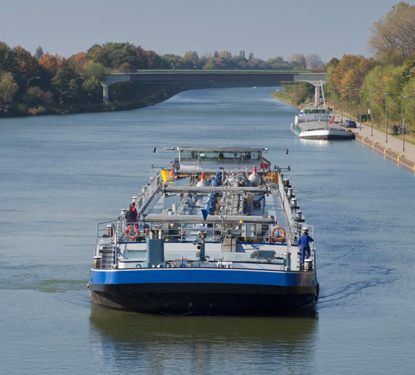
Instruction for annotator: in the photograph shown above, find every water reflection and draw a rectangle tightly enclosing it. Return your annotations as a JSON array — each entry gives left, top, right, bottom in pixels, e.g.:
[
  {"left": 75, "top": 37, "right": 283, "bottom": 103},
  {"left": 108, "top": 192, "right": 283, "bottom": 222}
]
[{"left": 90, "top": 305, "right": 318, "bottom": 374}]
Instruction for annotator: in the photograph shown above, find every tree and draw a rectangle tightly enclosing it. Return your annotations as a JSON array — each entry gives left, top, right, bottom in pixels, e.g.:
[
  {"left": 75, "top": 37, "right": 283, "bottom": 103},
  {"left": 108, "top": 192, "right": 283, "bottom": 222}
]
[
  {"left": 0, "top": 42, "right": 17, "bottom": 72},
  {"left": 218, "top": 51, "right": 232, "bottom": 60},
  {"left": 34, "top": 46, "right": 43, "bottom": 60},
  {"left": 143, "top": 50, "right": 163, "bottom": 69},
  {"left": 281, "top": 82, "right": 314, "bottom": 105},
  {"left": 305, "top": 54, "right": 323, "bottom": 70},
  {"left": 182, "top": 51, "right": 199, "bottom": 69},
  {"left": 368, "top": 2, "right": 415, "bottom": 62},
  {"left": 27, "top": 86, "right": 46, "bottom": 106},
  {"left": 202, "top": 58, "right": 229, "bottom": 70},
  {"left": 288, "top": 54, "right": 306, "bottom": 69},
  {"left": 0, "top": 71, "right": 18, "bottom": 105},
  {"left": 14, "top": 46, "right": 39, "bottom": 79},
  {"left": 82, "top": 77, "right": 102, "bottom": 103},
  {"left": 183, "top": 51, "right": 199, "bottom": 62},
  {"left": 161, "top": 54, "right": 184, "bottom": 69},
  {"left": 266, "top": 56, "right": 288, "bottom": 70},
  {"left": 69, "top": 52, "right": 88, "bottom": 74},
  {"left": 87, "top": 42, "right": 146, "bottom": 70},
  {"left": 52, "top": 70, "right": 77, "bottom": 103},
  {"left": 82, "top": 61, "right": 105, "bottom": 81},
  {"left": 39, "top": 53, "right": 72, "bottom": 75}
]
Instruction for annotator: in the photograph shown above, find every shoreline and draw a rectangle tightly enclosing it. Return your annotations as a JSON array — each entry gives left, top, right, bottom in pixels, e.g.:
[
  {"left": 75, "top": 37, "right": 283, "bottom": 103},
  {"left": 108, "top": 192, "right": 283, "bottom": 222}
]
[
  {"left": 0, "top": 88, "right": 183, "bottom": 119},
  {"left": 354, "top": 132, "right": 415, "bottom": 172},
  {"left": 272, "top": 92, "right": 415, "bottom": 172}
]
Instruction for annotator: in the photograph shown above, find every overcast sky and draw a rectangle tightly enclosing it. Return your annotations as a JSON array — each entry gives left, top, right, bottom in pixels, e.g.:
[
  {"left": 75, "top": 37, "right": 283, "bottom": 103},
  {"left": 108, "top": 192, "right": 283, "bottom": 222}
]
[{"left": 1, "top": 0, "right": 410, "bottom": 63}]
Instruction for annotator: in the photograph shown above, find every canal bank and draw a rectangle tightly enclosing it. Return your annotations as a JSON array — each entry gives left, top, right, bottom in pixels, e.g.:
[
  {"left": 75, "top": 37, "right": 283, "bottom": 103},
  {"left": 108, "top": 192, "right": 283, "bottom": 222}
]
[
  {"left": 333, "top": 114, "right": 415, "bottom": 172},
  {"left": 273, "top": 91, "right": 415, "bottom": 172}
]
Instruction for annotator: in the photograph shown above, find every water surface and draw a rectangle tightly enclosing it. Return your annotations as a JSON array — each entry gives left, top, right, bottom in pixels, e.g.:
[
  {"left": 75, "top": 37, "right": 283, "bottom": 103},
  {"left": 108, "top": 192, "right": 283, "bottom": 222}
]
[{"left": 1, "top": 87, "right": 414, "bottom": 374}]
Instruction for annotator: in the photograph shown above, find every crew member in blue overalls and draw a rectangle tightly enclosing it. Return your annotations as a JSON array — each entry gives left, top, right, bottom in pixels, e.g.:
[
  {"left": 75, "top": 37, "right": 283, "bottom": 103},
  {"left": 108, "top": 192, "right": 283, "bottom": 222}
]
[{"left": 298, "top": 227, "right": 313, "bottom": 267}]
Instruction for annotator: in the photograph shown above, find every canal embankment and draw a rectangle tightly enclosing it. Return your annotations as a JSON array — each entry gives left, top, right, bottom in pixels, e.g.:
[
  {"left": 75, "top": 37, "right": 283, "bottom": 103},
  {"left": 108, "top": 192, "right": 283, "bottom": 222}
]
[
  {"left": 334, "top": 114, "right": 415, "bottom": 172},
  {"left": 272, "top": 92, "right": 415, "bottom": 172}
]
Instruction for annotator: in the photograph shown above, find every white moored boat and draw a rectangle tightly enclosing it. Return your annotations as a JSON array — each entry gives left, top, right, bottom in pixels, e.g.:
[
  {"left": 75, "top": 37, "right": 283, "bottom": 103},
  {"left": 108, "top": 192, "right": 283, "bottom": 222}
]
[
  {"left": 291, "top": 121, "right": 355, "bottom": 140},
  {"left": 291, "top": 82, "right": 354, "bottom": 140}
]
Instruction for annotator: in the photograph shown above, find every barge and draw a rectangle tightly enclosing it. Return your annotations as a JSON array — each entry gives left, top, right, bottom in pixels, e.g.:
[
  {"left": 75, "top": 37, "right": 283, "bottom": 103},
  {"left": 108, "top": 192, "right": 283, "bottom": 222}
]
[{"left": 88, "top": 146, "right": 319, "bottom": 315}]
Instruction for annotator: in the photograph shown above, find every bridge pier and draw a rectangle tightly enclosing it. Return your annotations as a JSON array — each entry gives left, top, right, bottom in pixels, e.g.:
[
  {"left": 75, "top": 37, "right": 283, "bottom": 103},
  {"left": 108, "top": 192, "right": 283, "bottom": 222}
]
[
  {"left": 101, "top": 75, "right": 130, "bottom": 103},
  {"left": 103, "top": 85, "right": 109, "bottom": 103},
  {"left": 314, "top": 85, "right": 321, "bottom": 108}
]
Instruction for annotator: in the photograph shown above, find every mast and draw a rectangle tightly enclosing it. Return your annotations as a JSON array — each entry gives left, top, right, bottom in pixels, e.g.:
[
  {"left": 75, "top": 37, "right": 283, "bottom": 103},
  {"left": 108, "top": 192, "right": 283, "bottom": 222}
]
[{"left": 320, "top": 80, "right": 328, "bottom": 130}]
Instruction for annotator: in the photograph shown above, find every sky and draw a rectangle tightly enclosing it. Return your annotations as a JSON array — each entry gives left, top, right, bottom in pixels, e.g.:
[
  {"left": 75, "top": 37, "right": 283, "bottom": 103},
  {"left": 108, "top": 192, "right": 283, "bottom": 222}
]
[{"left": 1, "top": 0, "right": 412, "bottom": 63}]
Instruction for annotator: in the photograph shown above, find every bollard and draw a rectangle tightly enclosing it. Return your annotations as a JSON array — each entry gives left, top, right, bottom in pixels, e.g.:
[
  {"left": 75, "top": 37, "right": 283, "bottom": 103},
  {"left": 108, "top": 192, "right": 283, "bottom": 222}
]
[{"left": 304, "top": 258, "right": 313, "bottom": 271}]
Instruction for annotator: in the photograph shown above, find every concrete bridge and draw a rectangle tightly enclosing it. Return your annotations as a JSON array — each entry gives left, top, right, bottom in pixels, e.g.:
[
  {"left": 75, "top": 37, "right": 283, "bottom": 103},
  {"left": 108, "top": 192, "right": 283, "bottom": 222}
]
[{"left": 101, "top": 70, "right": 327, "bottom": 106}]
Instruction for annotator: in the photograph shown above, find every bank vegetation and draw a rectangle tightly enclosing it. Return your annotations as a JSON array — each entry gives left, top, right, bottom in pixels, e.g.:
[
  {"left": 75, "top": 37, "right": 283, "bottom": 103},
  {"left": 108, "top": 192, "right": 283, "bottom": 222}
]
[
  {"left": 276, "top": 2, "right": 415, "bottom": 143},
  {"left": 0, "top": 42, "right": 323, "bottom": 118}
]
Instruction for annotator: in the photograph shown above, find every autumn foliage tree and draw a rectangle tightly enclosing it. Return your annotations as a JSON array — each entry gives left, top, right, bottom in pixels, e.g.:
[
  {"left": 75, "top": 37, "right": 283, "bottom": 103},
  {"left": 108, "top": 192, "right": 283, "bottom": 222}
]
[
  {"left": 69, "top": 52, "right": 89, "bottom": 74},
  {"left": 13, "top": 46, "right": 39, "bottom": 80},
  {"left": 39, "top": 53, "right": 73, "bottom": 76}
]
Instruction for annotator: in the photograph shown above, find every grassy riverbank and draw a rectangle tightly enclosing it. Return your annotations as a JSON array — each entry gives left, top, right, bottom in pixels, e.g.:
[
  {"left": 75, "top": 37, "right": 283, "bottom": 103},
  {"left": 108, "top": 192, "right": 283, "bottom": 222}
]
[
  {"left": 0, "top": 87, "right": 183, "bottom": 118},
  {"left": 271, "top": 91, "right": 298, "bottom": 107}
]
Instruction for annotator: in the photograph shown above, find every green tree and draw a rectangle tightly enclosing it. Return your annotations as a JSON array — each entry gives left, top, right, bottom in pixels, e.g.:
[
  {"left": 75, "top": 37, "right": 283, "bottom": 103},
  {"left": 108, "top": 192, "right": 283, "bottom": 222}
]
[
  {"left": 183, "top": 51, "right": 199, "bottom": 62},
  {"left": 34, "top": 46, "right": 43, "bottom": 60},
  {"left": 82, "top": 77, "right": 102, "bottom": 103},
  {"left": 83, "top": 61, "right": 105, "bottom": 81},
  {"left": 0, "top": 42, "right": 17, "bottom": 72},
  {"left": 288, "top": 54, "right": 306, "bottom": 70},
  {"left": 0, "top": 71, "right": 18, "bottom": 106},
  {"left": 27, "top": 86, "right": 46, "bottom": 106},
  {"left": 265, "top": 56, "right": 288, "bottom": 70},
  {"left": 52, "top": 70, "right": 77, "bottom": 103},
  {"left": 368, "top": 2, "right": 415, "bottom": 63}
]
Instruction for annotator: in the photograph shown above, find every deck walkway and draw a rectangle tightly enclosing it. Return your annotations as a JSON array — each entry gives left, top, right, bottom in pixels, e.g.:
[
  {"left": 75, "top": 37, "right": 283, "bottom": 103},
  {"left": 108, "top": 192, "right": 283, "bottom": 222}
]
[{"left": 333, "top": 114, "right": 415, "bottom": 172}]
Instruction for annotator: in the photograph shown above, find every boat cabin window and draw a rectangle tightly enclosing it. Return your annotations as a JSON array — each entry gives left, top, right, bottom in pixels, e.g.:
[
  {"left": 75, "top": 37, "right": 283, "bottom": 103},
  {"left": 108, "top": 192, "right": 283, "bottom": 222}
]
[
  {"left": 179, "top": 150, "right": 261, "bottom": 162},
  {"left": 180, "top": 151, "right": 197, "bottom": 160}
]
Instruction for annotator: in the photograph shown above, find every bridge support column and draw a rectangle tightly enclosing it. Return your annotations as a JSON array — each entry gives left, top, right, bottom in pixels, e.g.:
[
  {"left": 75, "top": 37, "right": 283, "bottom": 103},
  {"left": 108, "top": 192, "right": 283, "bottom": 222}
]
[
  {"left": 103, "top": 85, "right": 109, "bottom": 103},
  {"left": 314, "top": 85, "right": 320, "bottom": 108}
]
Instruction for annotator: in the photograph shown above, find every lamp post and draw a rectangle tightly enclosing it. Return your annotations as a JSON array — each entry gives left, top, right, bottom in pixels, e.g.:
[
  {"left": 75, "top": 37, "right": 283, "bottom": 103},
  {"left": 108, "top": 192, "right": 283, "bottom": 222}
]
[
  {"left": 369, "top": 90, "right": 375, "bottom": 137},
  {"left": 27, "top": 76, "right": 40, "bottom": 92},
  {"left": 330, "top": 85, "right": 336, "bottom": 116},
  {"left": 355, "top": 89, "right": 362, "bottom": 130},
  {"left": 339, "top": 86, "right": 343, "bottom": 124},
  {"left": 383, "top": 93, "right": 390, "bottom": 143},
  {"left": 346, "top": 87, "right": 352, "bottom": 121},
  {"left": 401, "top": 95, "right": 413, "bottom": 152}
]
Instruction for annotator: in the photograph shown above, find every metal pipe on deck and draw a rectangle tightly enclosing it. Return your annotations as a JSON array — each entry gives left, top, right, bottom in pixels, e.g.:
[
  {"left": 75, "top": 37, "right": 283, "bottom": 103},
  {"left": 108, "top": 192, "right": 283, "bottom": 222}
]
[
  {"left": 141, "top": 214, "right": 275, "bottom": 224},
  {"left": 162, "top": 186, "right": 269, "bottom": 194}
]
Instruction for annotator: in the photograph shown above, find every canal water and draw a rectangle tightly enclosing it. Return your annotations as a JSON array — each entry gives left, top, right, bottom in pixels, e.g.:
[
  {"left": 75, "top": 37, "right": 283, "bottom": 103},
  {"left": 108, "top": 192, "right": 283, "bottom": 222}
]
[{"left": 1, "top": 87, "right": 414, "bottom": 374}]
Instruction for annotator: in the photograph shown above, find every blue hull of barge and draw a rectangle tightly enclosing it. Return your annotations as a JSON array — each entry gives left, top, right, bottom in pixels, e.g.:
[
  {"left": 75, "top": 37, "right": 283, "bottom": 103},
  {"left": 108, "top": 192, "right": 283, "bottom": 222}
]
[{"left": 89, "top": 268, "right": 318, "bottom": 315}]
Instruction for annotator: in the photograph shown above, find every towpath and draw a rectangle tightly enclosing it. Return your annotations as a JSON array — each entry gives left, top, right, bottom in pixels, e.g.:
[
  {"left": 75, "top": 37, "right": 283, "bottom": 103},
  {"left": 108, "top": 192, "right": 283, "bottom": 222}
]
[{"left": 333, "top": 114, "right": 415, "bottom": 172}]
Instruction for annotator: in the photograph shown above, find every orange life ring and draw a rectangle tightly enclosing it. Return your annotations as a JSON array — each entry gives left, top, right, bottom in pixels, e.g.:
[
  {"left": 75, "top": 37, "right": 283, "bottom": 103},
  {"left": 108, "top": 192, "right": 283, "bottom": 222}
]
[
  {"left": 124, "top": 225, "right": 138, "bottom": 240},
  {"left": 271, "top": 227, "right": 286, "bottom": 243}
]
